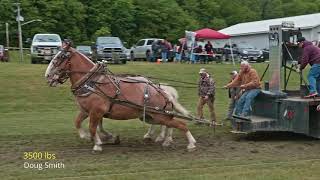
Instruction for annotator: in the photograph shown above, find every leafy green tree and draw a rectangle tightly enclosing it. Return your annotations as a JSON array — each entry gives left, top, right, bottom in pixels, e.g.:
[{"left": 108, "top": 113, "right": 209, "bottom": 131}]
[
  {"left": 281, "top": 0, "right": 319, "bottom": 17},
  {"left": 109, "top": 0, "right": 135, "bottom": 44},
  {"left": 0, "top": 0, "right": 16, "bottom": 46},
  {"left": 93, "top": 26, "right": 111, "bottom": 39},
  {"left": 1, "top": 0, "right": 319, "bottom": 47},
  {"left": 260, "top": 0, "right": 284, "bottom": 19},
  {"left": 132, "top": 0, "right": 198, "bottom": 43}
]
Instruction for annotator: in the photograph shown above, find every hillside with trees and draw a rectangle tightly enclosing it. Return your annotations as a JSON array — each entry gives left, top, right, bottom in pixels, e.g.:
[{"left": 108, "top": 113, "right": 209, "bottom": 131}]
[{"left": 0, "top": 0, "right": 319, "bottom": 46}]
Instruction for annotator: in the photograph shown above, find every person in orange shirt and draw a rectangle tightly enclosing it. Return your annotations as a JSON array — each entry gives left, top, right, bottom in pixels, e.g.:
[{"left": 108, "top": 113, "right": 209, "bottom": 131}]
[{"left": 224, "top": 61, "right": 261, "bottom": 117}]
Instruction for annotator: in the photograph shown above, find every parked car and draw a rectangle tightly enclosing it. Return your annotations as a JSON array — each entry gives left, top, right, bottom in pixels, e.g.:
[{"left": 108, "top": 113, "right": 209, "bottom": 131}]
[
  {"left": 30, "top": 33, "right": 62, "bottom": 64},
  {"left": 76, "top": 45, "right": 93, "bottom": 60},
  {"left": 130, "top": 38, "right": 163, "bottom": 61},
  {"left": 123, "top": 47, "right": 131, "bottom": 60},
  {"left": 223, "top": 43, "right": 265, "bottom": 62},
  {"left": 262, "top": 48, "right": 269, "bottom": 60},
  {"left": 94, "top": 36, "right": 126, "bottom": 64}
]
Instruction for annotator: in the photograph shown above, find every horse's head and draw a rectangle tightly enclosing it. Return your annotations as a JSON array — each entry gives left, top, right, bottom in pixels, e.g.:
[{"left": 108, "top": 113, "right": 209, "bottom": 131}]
[{"left": 45, "top": 41, "right": 73, "bottom": 87}]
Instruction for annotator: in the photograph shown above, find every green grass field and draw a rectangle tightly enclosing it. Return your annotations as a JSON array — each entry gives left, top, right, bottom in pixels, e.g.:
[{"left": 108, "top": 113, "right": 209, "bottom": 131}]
[{"left": 1, "top": 55, "right": 319, "bottom": 180}]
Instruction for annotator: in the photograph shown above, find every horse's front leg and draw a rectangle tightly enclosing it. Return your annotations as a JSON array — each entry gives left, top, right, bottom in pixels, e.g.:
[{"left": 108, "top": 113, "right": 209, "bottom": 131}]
[
  {"left": 143, "top": 124, "right": 156, "bottom": 141},
  {"left": 98, "top": 120, "right": 120, "bottom": 145},
  {"left": 74, "top": 111, "right": 90, "bottom": 140},
  {"left": 89, "top": 110, "right": 104, "bottom": 152},
  {"left": 155, "top": 125, "right": 167, "bottom": 142}
]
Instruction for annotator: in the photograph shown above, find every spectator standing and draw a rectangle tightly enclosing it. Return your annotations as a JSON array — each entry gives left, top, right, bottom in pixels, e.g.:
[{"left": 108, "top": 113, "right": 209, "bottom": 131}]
[
  {"left": 151, "top": 40, "right": 161, "bottom": 62},
  {"left": 197, "top": 68, "right": 220, "bottom": 125},
  {"left": 194, "top": 45, "right": 203, "bottom": 63},
  {"left": 226, "top": 71, "right": 240, "bottom": 120},
  {"left": 205, "top": 41, "right": 214, "bottom": 63},
  {"left": 160, "top": 38, "right": 171, "bottom": 62}
]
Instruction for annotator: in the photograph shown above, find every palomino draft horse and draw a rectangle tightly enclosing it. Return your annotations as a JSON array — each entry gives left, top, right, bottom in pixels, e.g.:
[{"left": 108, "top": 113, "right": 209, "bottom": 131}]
[{"left": 45, "top": 42, "right": 197, "bottom": 152}]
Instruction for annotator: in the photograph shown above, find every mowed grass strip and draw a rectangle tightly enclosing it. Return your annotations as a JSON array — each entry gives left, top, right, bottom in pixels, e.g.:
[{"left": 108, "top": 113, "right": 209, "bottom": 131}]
[{"left": 0, "top": 60, "right": 318, "bottom": 179}]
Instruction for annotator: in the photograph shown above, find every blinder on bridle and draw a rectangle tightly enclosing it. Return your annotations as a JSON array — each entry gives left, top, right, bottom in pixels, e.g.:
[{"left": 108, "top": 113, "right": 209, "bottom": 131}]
[{"left": 52, "top": 40, "right": 74, "bottom": 84}]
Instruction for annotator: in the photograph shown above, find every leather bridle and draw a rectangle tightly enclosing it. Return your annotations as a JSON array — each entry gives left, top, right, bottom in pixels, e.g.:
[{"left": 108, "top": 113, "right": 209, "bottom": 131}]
[{"left": 51, "top": 49, "right": 74, "bottom": 84}]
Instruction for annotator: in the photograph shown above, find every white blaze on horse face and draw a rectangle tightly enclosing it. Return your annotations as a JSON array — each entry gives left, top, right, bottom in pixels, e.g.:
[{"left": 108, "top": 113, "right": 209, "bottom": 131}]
[{"left": 45, "top": 51, "right": 61, "bottom": 79}]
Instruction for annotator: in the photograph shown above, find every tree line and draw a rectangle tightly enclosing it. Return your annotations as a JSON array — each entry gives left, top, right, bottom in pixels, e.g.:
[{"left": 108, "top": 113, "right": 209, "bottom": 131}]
[{"left": 0, "top": 0, "right": 319, "bottom": 47}]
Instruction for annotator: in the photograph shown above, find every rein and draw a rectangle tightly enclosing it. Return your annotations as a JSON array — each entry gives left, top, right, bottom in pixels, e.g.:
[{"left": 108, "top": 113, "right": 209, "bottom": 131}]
[{"left": 64, "top": 67, "right": 198, "bottom": 89}]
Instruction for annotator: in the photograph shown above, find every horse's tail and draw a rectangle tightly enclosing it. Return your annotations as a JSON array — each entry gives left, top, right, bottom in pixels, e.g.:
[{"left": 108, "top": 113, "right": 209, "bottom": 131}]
[{"left": 160, "top": 85, "right": 191, "bottom": 117}]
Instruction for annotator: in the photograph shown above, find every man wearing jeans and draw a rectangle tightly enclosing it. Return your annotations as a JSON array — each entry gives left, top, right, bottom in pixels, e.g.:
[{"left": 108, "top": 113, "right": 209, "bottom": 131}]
[
  {"left": 297, "top": 37, "right": 320, "bottom": 98},
  {"left": 224, "top": 61, "right": 261, "bottom": 117}
]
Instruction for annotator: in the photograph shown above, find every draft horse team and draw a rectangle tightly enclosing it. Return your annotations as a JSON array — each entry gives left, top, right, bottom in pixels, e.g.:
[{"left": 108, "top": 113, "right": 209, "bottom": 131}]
[{"left": 45, "top": 42, "right": 196, "bottom": 152}]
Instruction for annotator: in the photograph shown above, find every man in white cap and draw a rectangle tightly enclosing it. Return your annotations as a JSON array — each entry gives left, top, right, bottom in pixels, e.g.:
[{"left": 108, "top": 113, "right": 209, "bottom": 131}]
[
  {"left": 197, "top": 68, "right": 219, "bottom": 125},
  {"left": 224, "top": 61, "right": 261, "bottom": 117},
  {"left": 226, "top": 70, "right": 240, "bottom": 120}
]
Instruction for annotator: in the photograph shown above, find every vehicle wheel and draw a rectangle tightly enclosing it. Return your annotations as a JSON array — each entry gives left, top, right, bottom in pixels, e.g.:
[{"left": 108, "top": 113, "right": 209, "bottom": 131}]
[
  {"left": 130, "top": 52, "right": 135, "bottom": 61},
  {"left": 122, "top": 59, "right": 127, "bottom": 64},
  {"left": 31, "top": 58, "right": 37, "bottom": 64}
]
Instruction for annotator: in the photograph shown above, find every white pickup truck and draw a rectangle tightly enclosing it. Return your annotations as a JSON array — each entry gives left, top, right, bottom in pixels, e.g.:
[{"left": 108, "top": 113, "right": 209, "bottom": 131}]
[
  {"left": 129, "top": 38, "right": 162, "bottom": 60},
  {"left": 30, "top": 33, "right": 62, "bottom": 64}
]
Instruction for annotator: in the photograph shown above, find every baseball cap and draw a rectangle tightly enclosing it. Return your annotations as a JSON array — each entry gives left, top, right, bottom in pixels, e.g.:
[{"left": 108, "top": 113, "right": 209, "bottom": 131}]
[
  {"left": 199, "top": 68, "right": 206, "bottom": 74},
  {"left": 230, "top": 70, "right": 238, "bottom": 75}
]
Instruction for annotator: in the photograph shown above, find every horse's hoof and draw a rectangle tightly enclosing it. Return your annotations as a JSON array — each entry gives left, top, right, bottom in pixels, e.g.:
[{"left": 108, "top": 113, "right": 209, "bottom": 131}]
[
  {"left": 93, "top": 145, "right": 102, "bottom": 152},
  {"left": 155, "top": 136, "right": 165, "bottom": 143},
  {"left": 113, "top": 135, "right": 120, "bottom": 145},
  {"left": 143, "top": 137, "right": 153, "bottom": 143},
  {"left": 80, "top": 134, "right": 91, "bottom": 141},
  {"left": 143, "top": 134, "right": 152, "bottom": 139},
  {"left": 92, "top": 150, "right": 102, "bottom": 154},
  {"left": 162, "top": 139, "right": 173, "bottom": 147},
  {"left": 187, "top": 144, "right": 197, "bottom": 152}
]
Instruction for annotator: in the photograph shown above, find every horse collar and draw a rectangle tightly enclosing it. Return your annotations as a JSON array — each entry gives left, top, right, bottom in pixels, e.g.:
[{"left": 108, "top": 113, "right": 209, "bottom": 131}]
[{"left": 71, "top": 64, "right": 103, "bottom": 94}]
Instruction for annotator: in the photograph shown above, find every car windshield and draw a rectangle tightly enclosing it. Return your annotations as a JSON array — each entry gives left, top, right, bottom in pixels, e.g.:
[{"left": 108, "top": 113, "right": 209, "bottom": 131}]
[
  {"left": 34, "top": 35, "right": 60, "bottom": 42},
  {"left": 97, "top": 37, "right": 122, "bottom": 45},
  {"left": 76, "top": 46, "right": 91, "bottom": 52},
  {"left": 237, "top": 43, "right": 255, "bottom": 49}
]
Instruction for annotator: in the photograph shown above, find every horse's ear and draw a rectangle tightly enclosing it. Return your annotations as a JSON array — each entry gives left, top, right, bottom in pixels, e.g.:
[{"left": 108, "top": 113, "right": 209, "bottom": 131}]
[{"left": 62, "top": 39, "right": 73, "bottom": 50}]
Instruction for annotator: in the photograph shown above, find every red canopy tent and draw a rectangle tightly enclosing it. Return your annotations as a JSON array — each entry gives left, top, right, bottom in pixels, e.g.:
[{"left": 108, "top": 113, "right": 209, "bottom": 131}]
[
  {"left": 179, "top": 28, "right": 235, "bottom": 65},
  {"left": 195, "top": 28, "right": 230, "bottom": 39},
  {"left": 179, "top": 28, "right": 230, "bottom": 42}
]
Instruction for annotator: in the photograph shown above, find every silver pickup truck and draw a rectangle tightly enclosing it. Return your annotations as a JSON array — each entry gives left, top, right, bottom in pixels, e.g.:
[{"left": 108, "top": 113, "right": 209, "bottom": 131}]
[{"left": 30, "top": 33, "right": 62, "bottom": 64}]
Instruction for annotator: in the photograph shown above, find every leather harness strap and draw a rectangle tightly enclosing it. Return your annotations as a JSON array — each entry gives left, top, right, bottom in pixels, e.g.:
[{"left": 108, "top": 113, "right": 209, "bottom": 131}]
[
  {"left": 71, "top": 64, "right": 104, "bottom": 94},
  {"left": 70, "top": 64, "right": 174, "bottom": 117}
]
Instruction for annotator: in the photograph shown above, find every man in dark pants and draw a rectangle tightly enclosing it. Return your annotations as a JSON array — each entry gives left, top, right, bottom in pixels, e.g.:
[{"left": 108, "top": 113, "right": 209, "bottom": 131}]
[
  {"left": 226, "top": 70, "right": 240, "bottom": 120},
  {"left": 297, "top": 37, "right": 320, "bottom": 98}
]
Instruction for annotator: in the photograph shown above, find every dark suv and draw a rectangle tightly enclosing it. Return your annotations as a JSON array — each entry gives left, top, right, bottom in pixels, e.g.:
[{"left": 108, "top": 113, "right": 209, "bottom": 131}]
[
  {"left": 223, "top": 43, "right": 265, "bottom": 62},
  {"left": 94, "top": 37, "right": 127, "bottom": 64}
]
